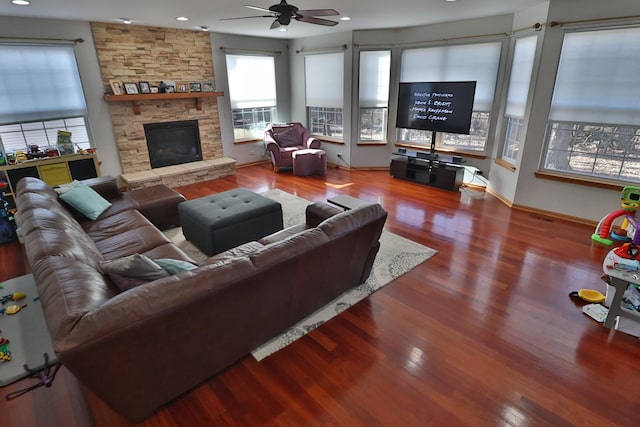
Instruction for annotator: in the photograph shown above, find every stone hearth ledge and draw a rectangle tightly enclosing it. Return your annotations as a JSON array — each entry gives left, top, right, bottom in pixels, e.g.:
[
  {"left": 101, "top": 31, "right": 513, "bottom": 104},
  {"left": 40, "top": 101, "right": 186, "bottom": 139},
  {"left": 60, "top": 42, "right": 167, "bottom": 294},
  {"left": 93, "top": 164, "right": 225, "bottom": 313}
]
[{"left": 121, "top": 158, "right": 237, "bottom": 190}]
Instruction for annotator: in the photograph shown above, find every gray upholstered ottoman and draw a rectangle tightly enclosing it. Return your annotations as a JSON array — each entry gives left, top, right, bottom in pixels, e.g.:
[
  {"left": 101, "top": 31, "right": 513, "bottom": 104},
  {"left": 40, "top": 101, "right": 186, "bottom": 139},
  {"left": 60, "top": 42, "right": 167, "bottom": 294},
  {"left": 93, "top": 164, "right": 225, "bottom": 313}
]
[{"left": 178, "top": 188, "right": 283, "bottom": 256}]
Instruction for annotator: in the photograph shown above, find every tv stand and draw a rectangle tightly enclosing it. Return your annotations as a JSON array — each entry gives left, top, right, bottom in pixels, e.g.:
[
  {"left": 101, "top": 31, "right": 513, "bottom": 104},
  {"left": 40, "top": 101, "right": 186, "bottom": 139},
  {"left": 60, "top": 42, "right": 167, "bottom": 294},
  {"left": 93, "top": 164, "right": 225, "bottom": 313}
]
[{"left": 390, "top": 150, "right": 464, "bottom": 191}]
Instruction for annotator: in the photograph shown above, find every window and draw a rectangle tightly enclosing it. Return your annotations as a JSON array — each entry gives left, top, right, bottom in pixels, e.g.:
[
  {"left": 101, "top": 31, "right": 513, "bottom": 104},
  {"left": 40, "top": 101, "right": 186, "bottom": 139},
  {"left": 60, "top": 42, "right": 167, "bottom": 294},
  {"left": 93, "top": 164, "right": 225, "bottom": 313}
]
[
  {"left": 305, "top": 52, "right": 344, "bottom": 139},
  {"left": 0, "top": 117, "right": 90, "bottom": 153},
  {"left": 399, "top": 42, "right": 502, "bottom": 152},
  {"left": 502, "top": 35, "right": 538, "bottom": 163},
  {"left": 359, "top": 50, "right": 391, "bottom": 142},
  {"left": 543, "top": 27, "right": 640, "bottom": 183},
  {"left": 226, "top": 54, "right": 277, "bottom": 141},
  {"left": 0, "top": 44, "right": 90, "bottom": 153}
]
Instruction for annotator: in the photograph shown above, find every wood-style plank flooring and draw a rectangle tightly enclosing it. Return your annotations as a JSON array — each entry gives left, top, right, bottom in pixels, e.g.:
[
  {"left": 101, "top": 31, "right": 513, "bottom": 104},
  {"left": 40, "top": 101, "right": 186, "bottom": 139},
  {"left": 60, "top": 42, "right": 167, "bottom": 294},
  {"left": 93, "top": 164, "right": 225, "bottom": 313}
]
[{"left": 1, "top": 163, "right": 638, "bottom": 426}]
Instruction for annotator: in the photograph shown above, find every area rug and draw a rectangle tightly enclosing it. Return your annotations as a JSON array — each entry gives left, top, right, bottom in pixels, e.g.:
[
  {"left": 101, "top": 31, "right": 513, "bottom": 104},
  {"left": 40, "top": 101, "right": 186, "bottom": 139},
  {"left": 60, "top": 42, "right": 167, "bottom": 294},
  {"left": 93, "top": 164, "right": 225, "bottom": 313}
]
[
  {"left": 0, "top": 274, "right": 57, "bottom": 386},
  {"left": 164, "top": 189, "right": 437, "bottom": 361}
]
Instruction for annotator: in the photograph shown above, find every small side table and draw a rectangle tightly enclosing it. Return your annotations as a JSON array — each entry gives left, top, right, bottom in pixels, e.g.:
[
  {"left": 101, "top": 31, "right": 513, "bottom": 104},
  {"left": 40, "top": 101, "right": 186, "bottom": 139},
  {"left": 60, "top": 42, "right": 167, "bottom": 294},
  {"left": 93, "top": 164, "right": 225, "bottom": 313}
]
[{"left": 327, "top": 194, "right": 374, "bottom": 211}]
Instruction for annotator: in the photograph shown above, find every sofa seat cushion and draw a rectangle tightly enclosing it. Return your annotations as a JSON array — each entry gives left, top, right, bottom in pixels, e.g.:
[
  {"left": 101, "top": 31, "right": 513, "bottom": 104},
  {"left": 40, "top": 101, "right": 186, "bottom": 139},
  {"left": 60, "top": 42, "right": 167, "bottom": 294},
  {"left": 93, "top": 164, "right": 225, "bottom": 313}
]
[
  {"left": 95, "top": 225, "right": 173, "bottom": 261},
  {"left": 83, "top": 209, "right": 155, "bottom": 242},
  {"left": 88, "top": 194, "right": 138, "bottom": 220}
]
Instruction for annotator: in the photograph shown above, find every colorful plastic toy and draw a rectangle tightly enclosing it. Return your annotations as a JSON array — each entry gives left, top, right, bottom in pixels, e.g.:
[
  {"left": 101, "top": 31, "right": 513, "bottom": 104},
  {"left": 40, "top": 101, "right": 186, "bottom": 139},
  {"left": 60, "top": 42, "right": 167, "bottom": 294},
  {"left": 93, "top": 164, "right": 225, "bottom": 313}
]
[
  {"left": 592, "top": 186, "right": 640, "bottom": 246},
  {"left": 0, "top": 292, "right": 26, "bottom": 305}
]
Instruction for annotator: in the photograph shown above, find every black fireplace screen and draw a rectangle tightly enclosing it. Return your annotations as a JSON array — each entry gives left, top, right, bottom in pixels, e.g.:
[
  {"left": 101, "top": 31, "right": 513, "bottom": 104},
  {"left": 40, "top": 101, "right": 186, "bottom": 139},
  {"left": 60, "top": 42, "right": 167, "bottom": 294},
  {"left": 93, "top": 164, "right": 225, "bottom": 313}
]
[{"left": 143, "top": 120, "right": 203, "bottom": 168}]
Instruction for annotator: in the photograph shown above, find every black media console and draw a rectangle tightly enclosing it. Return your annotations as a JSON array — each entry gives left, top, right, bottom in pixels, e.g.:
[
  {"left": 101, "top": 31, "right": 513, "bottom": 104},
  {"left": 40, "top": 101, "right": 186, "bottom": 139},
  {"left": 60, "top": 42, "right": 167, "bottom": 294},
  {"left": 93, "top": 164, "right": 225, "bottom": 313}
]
[{"left": 390, "top": 151, "right": 464, "bottom": 191}]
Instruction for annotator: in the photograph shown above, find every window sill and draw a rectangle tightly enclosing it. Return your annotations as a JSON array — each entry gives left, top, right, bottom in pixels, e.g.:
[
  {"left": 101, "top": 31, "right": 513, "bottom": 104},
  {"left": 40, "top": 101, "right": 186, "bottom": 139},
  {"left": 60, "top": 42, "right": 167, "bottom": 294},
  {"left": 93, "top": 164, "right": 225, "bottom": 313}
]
[
  {"left": 357, "top": 141, "right": 387, "bottom": 146},
  {"left": 314, "top": 137, "right": 344, "bottom": 145},
  {"left": 234, "top": 138, "right": 263, "bottom": 144},
  {"left": 534, "top": 170, "right": 630, "bottom": 190},
  {"left": 494, "top": 158, "right": 516, "bottom": 172}
]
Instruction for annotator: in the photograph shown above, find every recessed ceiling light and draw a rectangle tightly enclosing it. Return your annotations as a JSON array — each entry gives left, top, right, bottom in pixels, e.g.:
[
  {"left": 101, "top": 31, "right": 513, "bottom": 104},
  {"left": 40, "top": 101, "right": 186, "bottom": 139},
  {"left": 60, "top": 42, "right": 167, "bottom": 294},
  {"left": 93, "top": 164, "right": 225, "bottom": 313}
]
[
  {"left": 199, "top": 26, "right": 209, "bottom": 31},
  {"left": 340, "top": 17, "right": 351, "bottom": 21},
  {"left": 445, "top": 0, "right": 457, "bottom": 2},
  {"left": 278, "top": 28, "right": 287, "bottom": 32},
  {"left": 11, "top": 0, "right": 31, "bottom": 5},
  {"left": 176, "top": 17, "right": 189, "bottom": 21},
  {"left": 119, "top": 18, "right": 133, "bottom": 24}
]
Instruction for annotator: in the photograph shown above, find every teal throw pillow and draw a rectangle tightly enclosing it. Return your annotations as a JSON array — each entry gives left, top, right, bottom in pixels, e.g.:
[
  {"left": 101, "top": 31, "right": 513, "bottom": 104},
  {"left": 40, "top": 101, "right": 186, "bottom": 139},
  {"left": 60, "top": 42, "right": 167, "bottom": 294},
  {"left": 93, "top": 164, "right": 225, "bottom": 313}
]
[
  {"left": 59, "top": 183, "right": 112, "bottom": 220},
  {"left": 154, "top": 258, "right": 198, "bottom": 275}
]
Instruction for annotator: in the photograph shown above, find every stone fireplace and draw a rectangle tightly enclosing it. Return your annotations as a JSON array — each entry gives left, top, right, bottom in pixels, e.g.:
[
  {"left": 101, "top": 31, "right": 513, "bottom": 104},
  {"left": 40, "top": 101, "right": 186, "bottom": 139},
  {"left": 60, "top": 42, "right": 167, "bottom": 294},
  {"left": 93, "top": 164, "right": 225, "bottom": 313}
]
[{"left": 91, "top": 22, "right": 236, "bottom": 188}]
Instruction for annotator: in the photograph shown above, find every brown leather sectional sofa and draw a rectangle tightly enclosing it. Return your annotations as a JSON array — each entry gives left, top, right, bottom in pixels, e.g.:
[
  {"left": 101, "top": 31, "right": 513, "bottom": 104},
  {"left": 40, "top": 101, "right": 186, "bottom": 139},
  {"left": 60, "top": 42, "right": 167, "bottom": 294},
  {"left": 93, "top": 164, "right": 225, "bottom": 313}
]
[{"left": 15, "top": 176, "right": 387, "bottom": 422}]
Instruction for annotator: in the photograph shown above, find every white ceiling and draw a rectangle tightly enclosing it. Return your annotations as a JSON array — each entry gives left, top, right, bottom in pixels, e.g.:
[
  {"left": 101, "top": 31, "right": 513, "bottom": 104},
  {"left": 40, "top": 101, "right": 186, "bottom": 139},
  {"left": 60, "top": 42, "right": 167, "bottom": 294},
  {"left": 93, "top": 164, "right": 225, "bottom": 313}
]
[{"left": 0, "top": 0, "right": 546, "bottom": 39}]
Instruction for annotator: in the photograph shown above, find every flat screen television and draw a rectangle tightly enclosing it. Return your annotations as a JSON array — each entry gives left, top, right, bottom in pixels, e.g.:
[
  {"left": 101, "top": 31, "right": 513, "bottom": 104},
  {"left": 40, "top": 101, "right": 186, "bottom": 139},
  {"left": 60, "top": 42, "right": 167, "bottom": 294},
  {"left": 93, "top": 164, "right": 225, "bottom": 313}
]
[{"left": 396, "top": 81, "right": 477, "bottom": 135}]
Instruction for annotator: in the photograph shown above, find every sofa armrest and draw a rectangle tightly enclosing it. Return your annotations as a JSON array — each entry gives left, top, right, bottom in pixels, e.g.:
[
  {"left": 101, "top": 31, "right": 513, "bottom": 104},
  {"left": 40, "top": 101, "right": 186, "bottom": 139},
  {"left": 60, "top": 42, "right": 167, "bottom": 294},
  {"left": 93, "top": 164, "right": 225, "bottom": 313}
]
[
  {"left": 305, "top": 202, "right": 342, "bottom": 227},
  {"left": 306, "top": 137, "right": 321, "bottom": 149},
  {"left": 80, "top": 176, "right": 122, "bottom": 200}
]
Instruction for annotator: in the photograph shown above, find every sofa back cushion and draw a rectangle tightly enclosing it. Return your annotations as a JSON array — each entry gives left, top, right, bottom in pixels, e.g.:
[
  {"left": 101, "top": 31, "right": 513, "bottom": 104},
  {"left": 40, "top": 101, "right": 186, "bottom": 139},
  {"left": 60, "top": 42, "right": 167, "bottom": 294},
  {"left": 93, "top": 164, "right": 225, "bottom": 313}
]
[{"left": 32, "top": 256, "right": 117, "bottom": 347}]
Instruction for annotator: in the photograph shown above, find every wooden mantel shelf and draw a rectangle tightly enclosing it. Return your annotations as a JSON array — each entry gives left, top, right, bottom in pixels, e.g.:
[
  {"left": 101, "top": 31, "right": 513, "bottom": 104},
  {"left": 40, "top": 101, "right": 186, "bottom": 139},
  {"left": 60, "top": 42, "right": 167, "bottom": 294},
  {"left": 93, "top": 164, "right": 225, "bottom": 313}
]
[{"left": 103, "top": 91, "right": 223, "bottom": 114}]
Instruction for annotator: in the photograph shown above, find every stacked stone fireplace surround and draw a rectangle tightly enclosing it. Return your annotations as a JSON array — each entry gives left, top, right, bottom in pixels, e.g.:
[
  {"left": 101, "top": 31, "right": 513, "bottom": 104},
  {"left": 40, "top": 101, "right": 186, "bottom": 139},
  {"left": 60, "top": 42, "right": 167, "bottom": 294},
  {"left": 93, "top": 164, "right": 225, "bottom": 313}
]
[{"left": 92, "top": 23, "right": 235, "bottom": 189}]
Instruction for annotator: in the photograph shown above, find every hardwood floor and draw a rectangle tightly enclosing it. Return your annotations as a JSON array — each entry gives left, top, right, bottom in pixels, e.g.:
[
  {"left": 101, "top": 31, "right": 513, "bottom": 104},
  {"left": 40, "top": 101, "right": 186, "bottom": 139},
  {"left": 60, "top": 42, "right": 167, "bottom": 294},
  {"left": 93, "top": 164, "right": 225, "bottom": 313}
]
[{"left": 1, "top": 163, "right": 638, "bottom": 426}]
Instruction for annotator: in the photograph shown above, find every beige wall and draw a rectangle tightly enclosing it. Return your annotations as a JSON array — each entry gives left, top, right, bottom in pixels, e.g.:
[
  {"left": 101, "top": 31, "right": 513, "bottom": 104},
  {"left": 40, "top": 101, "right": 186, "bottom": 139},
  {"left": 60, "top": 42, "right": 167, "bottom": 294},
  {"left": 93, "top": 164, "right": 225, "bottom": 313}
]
[{"left": 91, "top": 23, "right": 223, "bottom": 174}]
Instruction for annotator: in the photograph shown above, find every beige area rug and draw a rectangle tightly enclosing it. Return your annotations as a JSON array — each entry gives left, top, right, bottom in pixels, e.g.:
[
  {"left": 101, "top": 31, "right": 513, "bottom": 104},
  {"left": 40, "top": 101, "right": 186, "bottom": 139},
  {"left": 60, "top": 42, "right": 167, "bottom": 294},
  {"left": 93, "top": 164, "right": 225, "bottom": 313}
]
[{"left": 163, "top": 189, "right": 437, "bottom": 361}]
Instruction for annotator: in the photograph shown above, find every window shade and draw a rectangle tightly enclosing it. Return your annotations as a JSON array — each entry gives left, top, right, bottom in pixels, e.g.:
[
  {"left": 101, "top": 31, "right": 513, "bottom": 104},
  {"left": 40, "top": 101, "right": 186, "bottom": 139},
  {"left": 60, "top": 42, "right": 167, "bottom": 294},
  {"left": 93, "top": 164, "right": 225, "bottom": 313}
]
[
  {"left": 0, "top": 44, "right": 87, "bottom": 124},
  {"left": 505, "top": 36, "right": 537, "bottom": 118},
  {"left": 226, "top": 54, "right": 277, "bottom": 109},
  {"left": 359, "top": 50, "right": 391, "bottom": 108},
  {"left": 549, "top": 27, "right": 640, "bottom": 125},
  {"left": 400, "top": 42, "right": 502, "bottom": 111},
  {"left": 305, "top": 52, "right": 344, "bottom": 108}
]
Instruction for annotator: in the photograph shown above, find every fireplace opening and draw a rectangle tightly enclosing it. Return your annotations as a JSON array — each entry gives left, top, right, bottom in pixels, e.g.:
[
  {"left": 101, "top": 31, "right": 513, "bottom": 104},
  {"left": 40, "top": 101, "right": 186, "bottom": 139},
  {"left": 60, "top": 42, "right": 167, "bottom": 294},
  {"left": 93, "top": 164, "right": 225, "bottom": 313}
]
[{"left": 144, "top": 120, "right": 203, "bottom": 169}]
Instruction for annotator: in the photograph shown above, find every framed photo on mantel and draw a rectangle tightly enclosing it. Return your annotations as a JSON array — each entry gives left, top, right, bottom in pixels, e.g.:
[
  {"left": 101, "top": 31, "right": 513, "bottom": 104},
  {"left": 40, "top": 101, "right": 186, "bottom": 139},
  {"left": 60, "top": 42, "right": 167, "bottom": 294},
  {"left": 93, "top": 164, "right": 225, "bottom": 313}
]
[
  {"left": 123, "top": 82, "right": 139, "bottom": 95},
  {"left": 138, "top": 81, "right": 151, "bottom": 94}
]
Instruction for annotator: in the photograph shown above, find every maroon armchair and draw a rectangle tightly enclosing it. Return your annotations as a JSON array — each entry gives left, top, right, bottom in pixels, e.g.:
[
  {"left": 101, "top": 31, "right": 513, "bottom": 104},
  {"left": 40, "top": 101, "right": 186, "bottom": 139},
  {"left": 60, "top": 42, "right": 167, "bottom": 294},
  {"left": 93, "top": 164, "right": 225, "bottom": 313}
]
[{"left": 264, "top": 122, "right": 321, "bottom": 172}]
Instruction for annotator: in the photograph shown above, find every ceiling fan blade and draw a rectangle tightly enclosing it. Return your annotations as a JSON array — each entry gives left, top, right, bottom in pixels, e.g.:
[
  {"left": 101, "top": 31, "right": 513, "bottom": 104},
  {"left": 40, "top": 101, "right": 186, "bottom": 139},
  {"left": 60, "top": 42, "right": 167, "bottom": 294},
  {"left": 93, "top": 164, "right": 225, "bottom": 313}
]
[
  {"left": 270, "top": 19, "right": 282, "bottom": 30},
  {"left": 244, "top": 5, "right": 272, "bottom": 13},
  {"left": 220, "top": 15, "right": 275, "bottom": 21},
  {"left": 297, "top": 9, "right": 339, "bottom": 17},
  {"left": 296, "top": 15, "right": 339, "bottom": 26}
]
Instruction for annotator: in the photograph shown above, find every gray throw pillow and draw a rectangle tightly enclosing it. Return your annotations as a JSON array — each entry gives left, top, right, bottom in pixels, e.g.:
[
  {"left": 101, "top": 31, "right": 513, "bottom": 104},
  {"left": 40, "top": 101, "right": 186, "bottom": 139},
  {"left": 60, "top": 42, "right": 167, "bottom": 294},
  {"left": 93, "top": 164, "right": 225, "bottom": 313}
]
[
  {"left": 154, "top": 258, "right": 198, "bottom": 275},
  {"left": 100, "top": 253, "right": 169, "bottom": 279}
]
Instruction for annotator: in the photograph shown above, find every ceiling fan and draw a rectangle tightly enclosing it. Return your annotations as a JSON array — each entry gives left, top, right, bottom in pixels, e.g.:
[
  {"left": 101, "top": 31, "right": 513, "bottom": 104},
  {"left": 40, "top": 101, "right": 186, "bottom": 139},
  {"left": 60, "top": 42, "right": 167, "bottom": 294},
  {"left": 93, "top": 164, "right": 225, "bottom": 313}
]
[{"left": 221, "top": 0, "right": 340, "bottom": 30}]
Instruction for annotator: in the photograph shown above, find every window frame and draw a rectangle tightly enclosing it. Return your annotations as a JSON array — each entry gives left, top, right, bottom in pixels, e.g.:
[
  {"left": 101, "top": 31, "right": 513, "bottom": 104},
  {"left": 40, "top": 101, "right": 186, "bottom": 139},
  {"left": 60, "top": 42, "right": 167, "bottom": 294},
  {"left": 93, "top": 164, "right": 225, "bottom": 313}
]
[
  {"left": 225, "top": 53, "right": 278, "bottom": 142},
  {"left": 500, "top": 34, "right": 538, "bottom": 165},
  {"left": 0, "top": 43, "right": 92, "bottom": 154},
  {"left": 540, "top": 26, "right": 640, "bottom": 185},
  {"left": 358, "top": 50, "right": 391, "bottom": 143},
  {"left": 304, "top": 52, "right": 344, "bottom": 140},
  {"left": 397, "top": 41, "right": 503, "bottom": 154}
]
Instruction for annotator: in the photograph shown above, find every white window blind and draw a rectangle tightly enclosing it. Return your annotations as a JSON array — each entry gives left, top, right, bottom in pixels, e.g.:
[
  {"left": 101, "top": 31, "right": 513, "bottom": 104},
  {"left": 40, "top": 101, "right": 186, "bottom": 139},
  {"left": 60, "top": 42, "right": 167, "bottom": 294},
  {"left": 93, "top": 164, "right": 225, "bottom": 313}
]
[
  {"left": 305, "top": 52, "right": 344, "bottom": 108},
  {"left": 359, "top": 50, "right": 391, "bottom": 108},
  {"left": 0, "top": 44, "right": 87, "bottom": 124},
  {"left": 505, "top": 35, "right": 537, "bottom": 118},
  {"left": 400, "top": 42, "right": 502, "bottom": 111},
  {"left": 549, "top": 27, "right": 640, "bottom": 125},
  {"left": 226, "top": 54, "right": 277, "bottom": 109}
]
